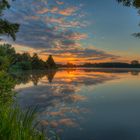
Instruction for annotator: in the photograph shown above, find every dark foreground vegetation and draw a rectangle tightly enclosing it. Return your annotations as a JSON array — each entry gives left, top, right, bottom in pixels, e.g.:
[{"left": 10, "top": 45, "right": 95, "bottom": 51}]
[
  {"left": 0, "top": 44, "right": 57, "bottom": 71},
  {"left": 0, "top": 0, "right": 139, "bottom": 139},
  {"left": 0, "top": 71, "right": 61, "bottom": 140},
  {"left": 0, "top": 71, "right": 45, "bottom": 140},
  {"left": 0, "top": 1, "right": 59, "bottom": 140}
]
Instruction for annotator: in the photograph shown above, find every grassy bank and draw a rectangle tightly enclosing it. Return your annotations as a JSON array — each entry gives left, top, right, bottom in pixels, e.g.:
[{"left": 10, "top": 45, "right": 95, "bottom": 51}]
[
  {"left": 0, "top": 71, "right": 45, "bottom": 140},
  {"left": 0, "top": 71, "right": 58, "bottom": 140},
  {"left": 0, "top": 103, "right": 45, "bottom": 140}
]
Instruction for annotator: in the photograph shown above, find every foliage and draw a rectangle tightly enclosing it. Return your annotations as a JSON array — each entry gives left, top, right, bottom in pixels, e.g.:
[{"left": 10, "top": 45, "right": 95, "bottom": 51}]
[
  {"left": 0, "top": 102, "right": 46, "bottom": 140},
  {"left": 0, "top": 56, "right": 10, "bottom": 71},
  {"left": 117, "top": 0, "right": 140, "bottom": 8},
  {"left": 0, "top": 71, "right": 15, "bottom": 103},
  {"left": 31, "top": 53, "right": 46, "bottom": 70},
  {"left": 0, "top": 1, "right": 58, "bottom": 140},
  {"left": 131, "top": 60, "right": 139, "bottom": 65},
  {"left": 0, "top": 44, "right": 16, "bottom": 71},
  {"left": 0, "top": 44, "right": 57, "bottom": 71},
  {"left": 117, "top": 0, "right": 140, "bottom": 38},
  {"left": 0, "top": 0, "right": 11, "bottom": 14},
  {"left": 0, "top": 19, "right": 19, "bottom": 41},
  {"left": 71, "top": 61, "right": 140, "bottom": 68},
  {"left": 0, "top": 71, "right": 60, "bottom": 140},
  {"left": 46, "top": 55, "right": 57, "bottom": 69},
  {"left": 12, "top": 61, "right": 32, "bottom": 71},
  {"left": 0, "top": 0, "right": 19, "bottom": 40}
]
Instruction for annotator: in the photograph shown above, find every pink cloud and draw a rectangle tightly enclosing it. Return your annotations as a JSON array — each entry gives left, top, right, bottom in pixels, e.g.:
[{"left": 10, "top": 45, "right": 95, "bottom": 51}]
[
  {"left": 37, "top": 8, "right": 49, "bottom": 14},
  {"left": 45, "top": 17, "right": 64, "bottom": 24},
  {"left": 58, "top": 7, "right": 78, "bottom": 16},
  {"left": 63, "top": 32, "right": 88, "bottom": 40},
  {"left": 37, "top": 6, "right": 59, "bottom": 14},
  {"left": 45, "top": 17, "right": 86, "bottom": 28},
  {"left": 56, "top": 0, "right": 64, "bottom": 5}
]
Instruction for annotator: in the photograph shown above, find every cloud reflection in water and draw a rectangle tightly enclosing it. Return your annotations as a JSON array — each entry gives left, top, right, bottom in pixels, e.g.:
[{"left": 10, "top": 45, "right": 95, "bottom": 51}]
[{"left": 14, "top": 69, "right": 130, "bottom": 131}]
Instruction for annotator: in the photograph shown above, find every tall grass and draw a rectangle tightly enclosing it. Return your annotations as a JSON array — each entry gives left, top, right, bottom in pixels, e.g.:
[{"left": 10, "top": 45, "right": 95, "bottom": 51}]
[
  {"left": 0, "top": 70, "right": 44, "bottom": 140},
  {"left": 0, "top": 103, "right": 46, "bottom": 140},
  {"left": 0, "top": 71, "right": 51, "bottom": 140}
]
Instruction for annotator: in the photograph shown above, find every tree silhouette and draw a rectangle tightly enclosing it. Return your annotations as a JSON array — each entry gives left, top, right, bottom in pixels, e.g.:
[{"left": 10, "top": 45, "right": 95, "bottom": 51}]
[
  {"left": 117, "top": 0, "right": 140, "bottom": 8},
  {"left": 0, "top": 44, "right": 57, "bottom": 70},
  {"left": 0, "top": 0, "right": 20, "bottom": 71},
  {"left": 131, "top": 60, "right": 139, "bottom": 65},
  {"left": 46, "top": 55, "right": 57, "bottom": 69},
  {"left": 46, "top": 70, "right": 57, "bottom": 83},
  {"left": 0, "top": 44, "right": 16, "bottom": 70},
  {"left": 31, "top": 53, "right": 40, "bottom": 69},
  {"left": 117, "top": 0, "right": 140, "bottom": 38},
  {"left": 0, "top": 0, "right": 19, "bottom": 41}
]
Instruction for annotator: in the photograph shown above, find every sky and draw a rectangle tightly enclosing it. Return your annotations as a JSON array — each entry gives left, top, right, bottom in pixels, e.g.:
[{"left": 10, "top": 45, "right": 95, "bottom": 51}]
[{"left": 2, "top": 0, "right": 140, "bottom": 64}]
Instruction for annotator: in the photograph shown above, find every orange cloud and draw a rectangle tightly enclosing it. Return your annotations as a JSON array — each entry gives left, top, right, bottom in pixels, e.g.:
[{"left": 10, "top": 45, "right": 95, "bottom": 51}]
[
  {"left": 64, "top": 32, "right": 88, "bottom": 40},
  {"left": 58, "top": 7, "right": 78, "bottom": 16},
  {"left": 37, "top": 6, "right": 78, "bottom": 16},
  {"left": 37, "top": 6, "right": 59, "bottom": 14},
  {"left": 37, "top": 8, "right": 49, "bottom": 14}
]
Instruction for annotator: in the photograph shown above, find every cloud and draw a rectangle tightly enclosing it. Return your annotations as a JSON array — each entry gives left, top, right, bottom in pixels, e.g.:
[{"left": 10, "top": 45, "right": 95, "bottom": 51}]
[
  {"left": 37, "top": 6, "right": 59, "bottom": 14},
  {"left": 45, "top": 17, "right": 86, "bottom": 28},
  {"left": 63, "top": 32, "right": 88, "bottom": 40},
  {"left": 40, "top": 46, "right": 119, "bottom": 62},
  {"left": 58, "top": 7, "right": 78, "bottom": 16},
  {"left": 15, "top": 69, "right": 119, "bottom": 129},
  {"left": 3, "top": 0, "right": 84, "bottom": 49},
  {"left": 37, "top": 8, "right": 49, "bottom": 14},
  {"left": 2, "top": 0, "right": 119, "bottom": 63},
  {"left": 56, "top": 0, "right": 64, "bottom": 5},
  {"left": 36, "top": 5, "right": 77, "bottom": 16}
]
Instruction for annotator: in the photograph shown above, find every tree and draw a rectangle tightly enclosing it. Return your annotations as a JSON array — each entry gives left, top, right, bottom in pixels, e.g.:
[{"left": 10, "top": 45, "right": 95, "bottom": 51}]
[
  {"left": 117, "top": 0, "right": 140, "bottom": 8},
  {"left": 46, "top": 70, "right": 57, "bottom": 83},
  {"left": 0, "top": 0, "right": 19, "bottom": 41},
  {"left": 46, "top": 55, "right": 57, "bottom": 69},
  {"left": 117, "top": 0, "right": 140, "bottom": 38},
  {"left": 131, "top": 60, "right": 139, "bottom": 65},
  {"left": 0, "top": 44, "right": 16, "bottom": 70},
  {"left": 0, "top": 71, "right": 16, "bottom": 102},
  {"left": 31, "top": 53, "right": 39, "bottom": 69},
  {"left": 31, "top": 53, "right": 45, "bottom": 69},
  {"left": 0, "top": 0, "right": 19, "bottom": 71},
  {"left": 0, "top": 56, "right": 10, "bottom": 70}
]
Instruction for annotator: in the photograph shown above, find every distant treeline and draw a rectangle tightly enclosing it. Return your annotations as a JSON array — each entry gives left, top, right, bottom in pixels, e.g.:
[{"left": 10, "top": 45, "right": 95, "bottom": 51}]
[
  {"left": 1, "top": 44, "right": 140, "bottom": 71},
  {"left": 59, "top": 61, "right": 140, "bottom": 68},
  {"left": 0, "top": 44, "right": 57, "bottom": 71},
  {"left": 81, "top": 62, "right": 140, "bottom": 68}
]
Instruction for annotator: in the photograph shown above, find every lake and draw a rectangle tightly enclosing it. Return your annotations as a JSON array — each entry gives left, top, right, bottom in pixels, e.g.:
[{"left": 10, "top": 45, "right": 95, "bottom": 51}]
[{"left": 14, "top": 68, "right": 140, "bottom": 140}]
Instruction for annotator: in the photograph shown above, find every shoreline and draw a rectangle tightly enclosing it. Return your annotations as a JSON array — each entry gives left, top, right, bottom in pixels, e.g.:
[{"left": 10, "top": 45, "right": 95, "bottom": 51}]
[{"left": 59, "top": 67, "right": 140, "bottom": 71}]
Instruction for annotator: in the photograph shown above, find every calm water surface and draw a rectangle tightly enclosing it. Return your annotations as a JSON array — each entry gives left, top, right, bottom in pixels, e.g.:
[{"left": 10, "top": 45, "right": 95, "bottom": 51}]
[{"left": 14, "top": 69, "right": 140, "bottom": 140}]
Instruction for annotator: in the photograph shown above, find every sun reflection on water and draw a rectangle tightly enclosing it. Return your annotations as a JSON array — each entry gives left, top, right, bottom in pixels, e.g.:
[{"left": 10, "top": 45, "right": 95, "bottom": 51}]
[{"left": 14, "top": 68, "right": 140, "bottom": 133}]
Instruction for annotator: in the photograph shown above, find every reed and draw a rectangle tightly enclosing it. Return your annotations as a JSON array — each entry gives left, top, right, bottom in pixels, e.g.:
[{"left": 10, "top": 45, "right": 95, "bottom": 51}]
[{"left": 0, "top": 103, "right": 45, "bottom": 140}]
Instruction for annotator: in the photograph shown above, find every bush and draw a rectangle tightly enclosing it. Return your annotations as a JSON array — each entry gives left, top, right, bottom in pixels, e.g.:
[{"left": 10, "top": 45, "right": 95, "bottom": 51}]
[
  {"left": 10, "top": 62, "right": 32, "bottom": 71},
  {"left": 0, "top": 56, "right": 10, "bottom": 71},
  {"left": 16, "top": 61, "right": 32, "bottom": 70},
  {"left": 0, "top": 71, "right": 15, "bottom": 102}
]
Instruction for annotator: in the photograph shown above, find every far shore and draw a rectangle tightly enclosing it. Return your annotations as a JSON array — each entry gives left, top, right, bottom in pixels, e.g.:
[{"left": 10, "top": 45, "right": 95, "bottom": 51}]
[{"left": 59, "top": 67, "right": 140, "bottom": 72}]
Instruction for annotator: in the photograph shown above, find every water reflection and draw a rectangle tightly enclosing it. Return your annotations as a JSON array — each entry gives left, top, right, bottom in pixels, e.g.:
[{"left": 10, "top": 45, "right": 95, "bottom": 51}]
[
  {"left": 131, "top": 71, "right": 139, "bottom": 76},
  {"left": 13, "top": 70, "right": 57, "bottom": 86},
  {"left": 13, "top": 68, "right": 140, "bottom": 86},
  {"left": 14, "top": 68, "right": 140, "bottom": 139}
]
